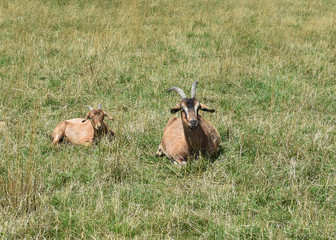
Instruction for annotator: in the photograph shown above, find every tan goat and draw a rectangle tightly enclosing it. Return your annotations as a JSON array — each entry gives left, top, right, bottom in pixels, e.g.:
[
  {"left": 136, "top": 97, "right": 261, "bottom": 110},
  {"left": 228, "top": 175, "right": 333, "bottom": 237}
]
[
  {"left": 156, "top": 82, "right": 220, "bottom": 165},
  {"left": 52, "top": 104, "right": 114, "bottom": 146}
]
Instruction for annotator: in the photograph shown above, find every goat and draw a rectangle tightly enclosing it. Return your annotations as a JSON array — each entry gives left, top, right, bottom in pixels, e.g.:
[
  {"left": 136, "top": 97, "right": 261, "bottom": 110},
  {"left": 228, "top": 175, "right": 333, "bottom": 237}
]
[
  {"left": 156, "top": 81, "right": 220, "bottom": 165},
  {"left": 52, "top": 104, "right": 114, "bottom": 146}
]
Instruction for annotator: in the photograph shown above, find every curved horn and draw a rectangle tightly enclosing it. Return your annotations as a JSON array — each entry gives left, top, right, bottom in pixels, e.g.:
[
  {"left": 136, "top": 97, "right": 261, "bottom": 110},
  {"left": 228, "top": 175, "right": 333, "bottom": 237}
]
[
  {"left": 88, "top": 105, "right": 93, "bottom": 110},
  {"left": 167, "top": 87, "right": 187, "bottom": 99},
  {"left": 98, "top": 103, "right": 101, "bottom": 109},
  {"left": 190, "top": 81, "right": 198, "bottom": 98}
]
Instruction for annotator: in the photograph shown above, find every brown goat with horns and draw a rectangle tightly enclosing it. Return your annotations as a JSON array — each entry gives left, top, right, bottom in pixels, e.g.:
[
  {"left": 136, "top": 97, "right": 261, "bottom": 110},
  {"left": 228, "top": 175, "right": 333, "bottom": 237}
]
[
  {"left": 52, "top": 104, "right": 114, "bottom": 146},
  {"left": 156, "top": 82, "right": 220, "bottom": 165}
]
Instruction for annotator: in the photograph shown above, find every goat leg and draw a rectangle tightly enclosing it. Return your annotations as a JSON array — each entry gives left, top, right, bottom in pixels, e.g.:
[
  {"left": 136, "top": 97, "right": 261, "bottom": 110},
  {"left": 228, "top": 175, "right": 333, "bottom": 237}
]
[
  {"left": 172, "top": 154, "right": 187, "bottom": 165},
  {"left": 52, "top": 121, "right": 66, "bottom": 145},
  {"left": 155, "top": 144, "right": 165, "bottom": 157}
]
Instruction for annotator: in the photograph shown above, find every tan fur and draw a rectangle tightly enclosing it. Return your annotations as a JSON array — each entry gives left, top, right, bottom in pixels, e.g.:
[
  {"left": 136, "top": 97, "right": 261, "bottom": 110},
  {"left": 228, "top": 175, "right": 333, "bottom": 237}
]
[
  {"left": 157, "top": 82, "right": 220, "bottom": 164},
  {"left": 52, "top": 109, "right": 114, "bottom": 146},
  {"left": 157, "top": 114, "right": 220, "bottom": 165}
]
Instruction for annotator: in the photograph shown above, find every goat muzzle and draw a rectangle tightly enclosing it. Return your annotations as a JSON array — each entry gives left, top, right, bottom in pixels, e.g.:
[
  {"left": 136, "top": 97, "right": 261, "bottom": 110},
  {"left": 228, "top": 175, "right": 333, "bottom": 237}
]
[
  {"left": 95, "top": 124, "right": 102, "bottom": 130},
  {"left": 189, "top": 120, "right": 198, "bottom": 129}
]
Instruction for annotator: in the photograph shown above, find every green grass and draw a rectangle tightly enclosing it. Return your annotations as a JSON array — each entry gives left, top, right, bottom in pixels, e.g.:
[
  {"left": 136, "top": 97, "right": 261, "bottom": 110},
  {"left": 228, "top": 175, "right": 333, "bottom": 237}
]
[{"left": 1, "top": 0, "right": 336, "bottom": 238}]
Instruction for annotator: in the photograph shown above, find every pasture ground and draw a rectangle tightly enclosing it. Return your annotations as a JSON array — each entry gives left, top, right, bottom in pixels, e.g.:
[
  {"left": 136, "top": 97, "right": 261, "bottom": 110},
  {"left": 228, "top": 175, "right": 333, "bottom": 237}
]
[{"left": 1, "top": 0, "right": 336, "bottom": 239}]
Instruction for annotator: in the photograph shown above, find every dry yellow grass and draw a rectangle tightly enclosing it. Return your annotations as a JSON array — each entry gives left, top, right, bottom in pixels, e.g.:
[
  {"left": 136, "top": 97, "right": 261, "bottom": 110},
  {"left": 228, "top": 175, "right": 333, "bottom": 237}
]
[{"left": 1, "top": 0, "right": 336, "bottom": 239}]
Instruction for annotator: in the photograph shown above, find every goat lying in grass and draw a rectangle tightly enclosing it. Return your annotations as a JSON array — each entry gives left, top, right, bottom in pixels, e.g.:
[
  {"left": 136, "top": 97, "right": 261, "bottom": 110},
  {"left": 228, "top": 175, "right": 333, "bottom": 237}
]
[
  {"left": 52, "top": 104, "right": 114, "bottom": 146},
  {"left": 156, "top": 82, "right": 220, "bottom": 165}
]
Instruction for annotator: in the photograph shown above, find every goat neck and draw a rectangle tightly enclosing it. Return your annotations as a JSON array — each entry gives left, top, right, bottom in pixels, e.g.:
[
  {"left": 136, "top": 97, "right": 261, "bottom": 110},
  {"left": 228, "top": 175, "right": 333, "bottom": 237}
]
[{"left": 181, "top": 113, "right": 205, "bottom": 153}]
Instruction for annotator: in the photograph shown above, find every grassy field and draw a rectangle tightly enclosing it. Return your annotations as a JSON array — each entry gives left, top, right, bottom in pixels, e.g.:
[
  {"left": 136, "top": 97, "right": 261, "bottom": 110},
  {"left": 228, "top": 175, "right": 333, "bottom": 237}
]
[{"left": 1, "top": 0, "right": 336, "bottom": 238}]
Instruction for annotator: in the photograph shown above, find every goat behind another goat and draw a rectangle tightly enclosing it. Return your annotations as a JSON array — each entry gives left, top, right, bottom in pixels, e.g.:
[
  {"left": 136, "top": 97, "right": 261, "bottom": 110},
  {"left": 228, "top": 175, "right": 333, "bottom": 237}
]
[{"left": 52, "top": 104, "right": 114, "bottom": 146}]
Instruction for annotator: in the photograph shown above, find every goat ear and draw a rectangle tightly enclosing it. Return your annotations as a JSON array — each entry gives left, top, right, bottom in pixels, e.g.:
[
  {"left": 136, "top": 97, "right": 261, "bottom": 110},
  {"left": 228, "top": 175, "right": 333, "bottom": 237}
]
[
  {"left": 170, "top": 104, "right": 181, "bottom": 114},
  {"left": 82, "top": 114, "right": 90, "bottom": 122},
  {"left": 200, "top": 103, "right": 215, "bottom": 113},
  {"left": 104, "top": 112, "right": 113, "bottom": 120}
]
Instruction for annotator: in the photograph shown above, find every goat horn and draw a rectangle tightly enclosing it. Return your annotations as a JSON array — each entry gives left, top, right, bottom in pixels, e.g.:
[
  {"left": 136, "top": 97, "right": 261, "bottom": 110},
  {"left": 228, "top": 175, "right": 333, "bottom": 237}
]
[
  {"left": 167, "top": 87, "right": 187, "bottom": 99},
  {"left": 190, "top": 81, "right": 198, "bottom": 98},
  {"left": 98, "top": 103, "right": 101, "bottom": 109},
  {"left": 88, "top": 105, "right": 93, "bottom": 110}
]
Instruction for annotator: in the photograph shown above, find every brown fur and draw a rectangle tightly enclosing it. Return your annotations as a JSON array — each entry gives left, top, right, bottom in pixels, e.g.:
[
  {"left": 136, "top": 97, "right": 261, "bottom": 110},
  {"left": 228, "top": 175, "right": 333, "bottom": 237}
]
[
  {"left": 52, "top": 109, "right": 114, "bottom": 146},
  {"left": 156, "top": 99, "right": 220, "bottom": 165}
]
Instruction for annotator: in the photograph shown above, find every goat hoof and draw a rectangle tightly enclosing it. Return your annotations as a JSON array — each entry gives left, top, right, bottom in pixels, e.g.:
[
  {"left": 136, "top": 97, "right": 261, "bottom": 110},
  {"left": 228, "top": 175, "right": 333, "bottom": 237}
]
[
  {"left": 155, "top": 149, "right": 163, "bottom": 157},
  {"left": 173, "top": 160, "right": 186, "bottom": 165}
]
